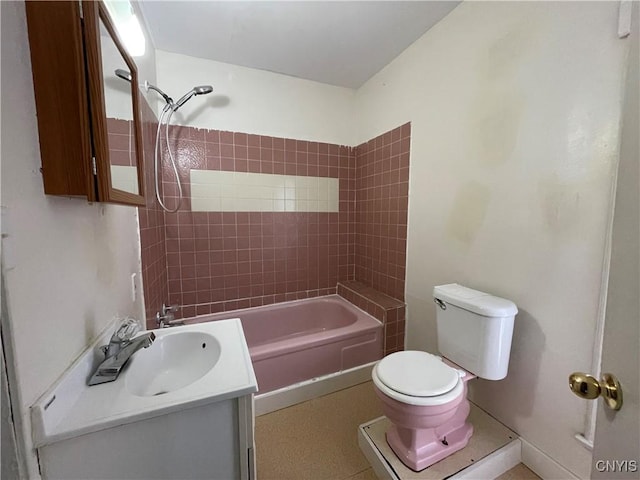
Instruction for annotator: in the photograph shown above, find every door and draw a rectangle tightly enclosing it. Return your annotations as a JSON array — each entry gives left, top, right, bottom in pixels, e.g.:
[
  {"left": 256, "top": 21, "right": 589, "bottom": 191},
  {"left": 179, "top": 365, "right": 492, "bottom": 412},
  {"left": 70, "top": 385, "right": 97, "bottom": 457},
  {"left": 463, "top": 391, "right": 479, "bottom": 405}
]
[{"left": 591, "top": 5, "right": 639, "bottom": 478}]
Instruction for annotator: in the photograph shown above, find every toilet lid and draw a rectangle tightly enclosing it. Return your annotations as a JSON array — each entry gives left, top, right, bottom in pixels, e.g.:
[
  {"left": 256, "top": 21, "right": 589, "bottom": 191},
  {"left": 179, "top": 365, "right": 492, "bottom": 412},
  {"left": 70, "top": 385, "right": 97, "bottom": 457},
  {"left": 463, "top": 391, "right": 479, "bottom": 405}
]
[{"left": 376, "top": 351, "right": 460, "bottom": 397}]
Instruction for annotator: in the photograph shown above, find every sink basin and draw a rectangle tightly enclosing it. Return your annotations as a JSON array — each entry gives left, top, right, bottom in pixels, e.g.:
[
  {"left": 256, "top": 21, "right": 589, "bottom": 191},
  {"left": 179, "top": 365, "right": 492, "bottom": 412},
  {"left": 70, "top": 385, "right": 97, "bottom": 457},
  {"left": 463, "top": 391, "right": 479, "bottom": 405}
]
[
  {"left": 125, "top": 331, "right": 221, "bottom": 396},
  {"left": 31, "top": 319, "right": 258, "bottom": 480},
  {"left": 31, "top": 319, "right": 257, "bottom": 448}
]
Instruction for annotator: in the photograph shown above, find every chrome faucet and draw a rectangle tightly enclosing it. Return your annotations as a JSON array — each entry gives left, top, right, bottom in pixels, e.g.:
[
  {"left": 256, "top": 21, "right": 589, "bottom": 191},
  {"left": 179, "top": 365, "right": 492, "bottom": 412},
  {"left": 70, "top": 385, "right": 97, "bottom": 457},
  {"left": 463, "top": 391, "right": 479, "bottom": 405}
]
[
  {"left": 88, "top": 319, "right": 155, "bottom": 386},
  {"left": 156, "top": 303, "right": 182, "bottom": 328}
]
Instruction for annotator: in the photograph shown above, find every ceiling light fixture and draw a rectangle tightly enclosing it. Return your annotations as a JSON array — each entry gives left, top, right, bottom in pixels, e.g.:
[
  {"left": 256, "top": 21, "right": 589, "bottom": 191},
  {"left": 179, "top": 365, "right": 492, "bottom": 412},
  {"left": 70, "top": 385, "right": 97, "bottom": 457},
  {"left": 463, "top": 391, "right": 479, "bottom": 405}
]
[{"left": 104, "top": 0, "right": 146, "bottom": 57}]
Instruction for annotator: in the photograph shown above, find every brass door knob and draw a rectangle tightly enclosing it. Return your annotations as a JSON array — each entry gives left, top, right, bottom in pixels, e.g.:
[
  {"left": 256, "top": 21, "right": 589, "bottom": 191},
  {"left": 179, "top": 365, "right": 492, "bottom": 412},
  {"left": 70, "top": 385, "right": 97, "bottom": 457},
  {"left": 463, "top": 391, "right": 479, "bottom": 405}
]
[{"left": 569, "top": 372, "right": 623, "bottom": 411}]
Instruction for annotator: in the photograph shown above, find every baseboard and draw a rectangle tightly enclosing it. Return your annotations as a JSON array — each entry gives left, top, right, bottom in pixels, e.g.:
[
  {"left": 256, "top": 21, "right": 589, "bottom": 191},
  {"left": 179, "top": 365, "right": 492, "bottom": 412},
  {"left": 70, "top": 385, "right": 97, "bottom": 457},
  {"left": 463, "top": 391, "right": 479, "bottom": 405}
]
[
  {"left": 450, "top": 439, "right": 521, "bottom": 479},
  {"left": 521, "top": 438, "right": 580, "bottom": 480},
  {"left": 254, "top": 362, "right": 375, "bottom": 416}
]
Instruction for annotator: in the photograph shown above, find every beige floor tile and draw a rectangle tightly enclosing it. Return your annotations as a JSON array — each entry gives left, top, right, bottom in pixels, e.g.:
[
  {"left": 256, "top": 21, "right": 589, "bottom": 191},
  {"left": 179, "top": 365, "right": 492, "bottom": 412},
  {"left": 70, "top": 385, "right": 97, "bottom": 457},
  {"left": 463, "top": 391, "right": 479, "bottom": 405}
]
[
  {"left": 347, "top": 468, "right": 379, "bottom": 480},
  {"left": 255, "top": 381, "right": 383, "bottom": 480},
  {"left": 495, "top": 463, "right": 541, "bottom": 480}
]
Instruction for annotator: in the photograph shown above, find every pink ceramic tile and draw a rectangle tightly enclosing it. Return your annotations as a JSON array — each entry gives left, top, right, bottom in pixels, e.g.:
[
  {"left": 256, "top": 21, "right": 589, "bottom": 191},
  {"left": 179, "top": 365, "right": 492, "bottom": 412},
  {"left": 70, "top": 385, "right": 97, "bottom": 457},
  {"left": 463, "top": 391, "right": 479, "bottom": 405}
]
[
  {"left": 220, "top": 131, "right": 234, "bottom": 144},
  {"left": 234, "top": 132, "right": 248, "bottom": 146},
  {"left": 139, "top": 122, "right": 408, "bottom": 338}
]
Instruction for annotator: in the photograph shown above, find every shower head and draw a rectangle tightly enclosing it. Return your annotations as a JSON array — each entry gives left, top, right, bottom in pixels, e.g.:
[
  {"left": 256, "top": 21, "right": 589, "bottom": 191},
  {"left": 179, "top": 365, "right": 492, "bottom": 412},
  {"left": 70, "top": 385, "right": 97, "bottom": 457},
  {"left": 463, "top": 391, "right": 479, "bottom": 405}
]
[
  {"left": 194, "top": 85, "right": 214, "bottom": 95},
  {"left": 174, "top": 85, "right": 214, "bottom": 110},
  {"left": 115, "top": 69, "right": 132, "bottom": 82}
]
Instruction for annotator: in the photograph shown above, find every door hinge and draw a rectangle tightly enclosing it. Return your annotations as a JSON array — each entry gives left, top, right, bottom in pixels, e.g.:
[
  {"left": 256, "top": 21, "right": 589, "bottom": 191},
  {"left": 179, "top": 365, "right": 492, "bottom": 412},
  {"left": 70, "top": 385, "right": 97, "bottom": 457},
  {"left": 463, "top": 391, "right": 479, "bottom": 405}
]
[
  {"left": 91, "top": 156, "right": 97, "bottom": 176},
  {"left": 78, "top": 0, "right": 83, "bottom": 18}
]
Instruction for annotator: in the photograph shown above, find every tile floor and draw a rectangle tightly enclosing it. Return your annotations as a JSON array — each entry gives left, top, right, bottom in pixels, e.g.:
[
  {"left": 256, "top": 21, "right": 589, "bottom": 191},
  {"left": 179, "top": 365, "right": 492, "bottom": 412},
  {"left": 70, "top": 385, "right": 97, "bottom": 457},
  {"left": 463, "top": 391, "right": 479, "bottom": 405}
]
[
  {"left": 254, "top": 381, "right": 540, "bottom": 480},
  {"left": 255, "top": 382, "right": 382, "bottom": 479}
]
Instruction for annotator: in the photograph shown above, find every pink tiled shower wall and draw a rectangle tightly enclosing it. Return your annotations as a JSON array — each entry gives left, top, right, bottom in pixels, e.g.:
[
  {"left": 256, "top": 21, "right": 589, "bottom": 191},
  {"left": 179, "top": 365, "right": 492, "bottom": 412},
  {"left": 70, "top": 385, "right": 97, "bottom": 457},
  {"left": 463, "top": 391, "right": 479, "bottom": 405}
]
[
  {"left": 337, "top": 281, "right": 406, "bottom": 356},
  {"left": 160, "top": 127, "right": 357, "bottom": 321},
  {"left": 131, "top": 98, "right": 169, "bottom": 327},
  {"left": 106, "top": 118, "right": 136, "bottom": 166},
  {"left": 354, "top": 123, "right": 410, "bottom": 301},
  {"left": 108, "top": 109, "right": 168, "bottom": 327},
  {"left": 126, "top": 118, "right": 410, "bottom": 333}
]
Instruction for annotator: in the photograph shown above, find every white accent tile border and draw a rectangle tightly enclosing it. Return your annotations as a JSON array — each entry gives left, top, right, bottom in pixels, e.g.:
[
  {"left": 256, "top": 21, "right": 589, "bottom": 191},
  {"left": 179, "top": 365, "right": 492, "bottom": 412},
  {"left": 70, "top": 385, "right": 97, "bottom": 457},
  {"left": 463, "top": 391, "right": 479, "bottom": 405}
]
[{"left": 190, "top": 170, "right": 339, "bottom": 213}]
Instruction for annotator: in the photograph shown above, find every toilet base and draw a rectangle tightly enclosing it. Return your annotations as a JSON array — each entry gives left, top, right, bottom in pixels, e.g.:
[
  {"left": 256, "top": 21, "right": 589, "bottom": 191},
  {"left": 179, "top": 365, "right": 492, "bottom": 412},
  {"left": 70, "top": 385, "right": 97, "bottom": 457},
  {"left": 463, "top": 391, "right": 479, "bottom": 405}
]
[{"left": 385, "top": 401, "right": 474, "bottom": 472}]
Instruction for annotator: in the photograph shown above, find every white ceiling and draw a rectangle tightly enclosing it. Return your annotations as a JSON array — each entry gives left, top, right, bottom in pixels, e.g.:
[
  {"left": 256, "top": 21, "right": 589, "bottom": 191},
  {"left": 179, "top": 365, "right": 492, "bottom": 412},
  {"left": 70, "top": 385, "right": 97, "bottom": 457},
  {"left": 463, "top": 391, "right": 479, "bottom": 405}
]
[{"left": 138, "top": 1, "right": 460, "bottom": 89}]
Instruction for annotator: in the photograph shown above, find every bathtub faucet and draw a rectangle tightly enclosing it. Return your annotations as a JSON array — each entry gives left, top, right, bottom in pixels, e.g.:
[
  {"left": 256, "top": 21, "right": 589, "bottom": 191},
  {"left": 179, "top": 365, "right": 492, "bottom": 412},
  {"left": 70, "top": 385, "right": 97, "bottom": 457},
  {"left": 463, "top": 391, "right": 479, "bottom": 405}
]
[{"left": 156, "top": 303, "right": 183, "bottom": 328}]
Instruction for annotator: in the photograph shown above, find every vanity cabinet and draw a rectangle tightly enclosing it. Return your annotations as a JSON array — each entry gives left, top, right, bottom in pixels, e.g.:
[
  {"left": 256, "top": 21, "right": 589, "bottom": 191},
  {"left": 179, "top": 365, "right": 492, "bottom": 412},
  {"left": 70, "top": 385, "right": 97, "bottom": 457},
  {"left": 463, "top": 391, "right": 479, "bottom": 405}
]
[
  {"left": 25, "top": 1, "right": 146, "bottom": 206},
  {"left": 32, "top": 320, "right": 258, "bottom": 479},
  {"left": 37, "top": 395, "right": 256, "bottom": 480}
]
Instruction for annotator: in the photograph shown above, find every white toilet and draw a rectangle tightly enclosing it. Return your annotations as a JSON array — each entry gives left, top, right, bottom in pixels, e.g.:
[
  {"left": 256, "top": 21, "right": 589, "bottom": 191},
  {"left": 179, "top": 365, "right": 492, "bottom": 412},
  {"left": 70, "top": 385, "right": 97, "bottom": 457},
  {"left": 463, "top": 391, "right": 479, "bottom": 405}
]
[{"left": 372, "top": 283, "right": 517, "bottom": 471}]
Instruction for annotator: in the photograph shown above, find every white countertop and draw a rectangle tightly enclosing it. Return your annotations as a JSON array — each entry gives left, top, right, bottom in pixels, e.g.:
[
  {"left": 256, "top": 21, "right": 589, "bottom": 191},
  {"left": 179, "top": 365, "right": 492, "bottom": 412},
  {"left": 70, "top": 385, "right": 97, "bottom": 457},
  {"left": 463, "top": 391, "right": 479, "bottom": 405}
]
[{"left": 31, "top": 319, "right": 258, "bottom": 447}]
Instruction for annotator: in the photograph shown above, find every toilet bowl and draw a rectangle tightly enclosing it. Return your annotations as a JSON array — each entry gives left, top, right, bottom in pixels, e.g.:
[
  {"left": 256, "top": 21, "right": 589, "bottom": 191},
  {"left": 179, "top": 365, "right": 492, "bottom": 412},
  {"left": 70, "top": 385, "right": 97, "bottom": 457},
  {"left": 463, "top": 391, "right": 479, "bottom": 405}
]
[
  {"left": 372, "top": 351, "right": 476, "bottom": 471},
  {"left": 372, "top": 284, "right": 517, "bottom": 472}
]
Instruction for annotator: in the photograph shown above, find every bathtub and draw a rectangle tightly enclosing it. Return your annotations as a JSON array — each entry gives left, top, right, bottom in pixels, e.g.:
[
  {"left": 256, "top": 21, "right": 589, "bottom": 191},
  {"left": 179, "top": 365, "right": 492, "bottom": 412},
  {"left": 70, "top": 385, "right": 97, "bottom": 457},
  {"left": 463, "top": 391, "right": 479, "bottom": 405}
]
[{"left": 188, "top": 295, "right": 383, "bottom": 394}]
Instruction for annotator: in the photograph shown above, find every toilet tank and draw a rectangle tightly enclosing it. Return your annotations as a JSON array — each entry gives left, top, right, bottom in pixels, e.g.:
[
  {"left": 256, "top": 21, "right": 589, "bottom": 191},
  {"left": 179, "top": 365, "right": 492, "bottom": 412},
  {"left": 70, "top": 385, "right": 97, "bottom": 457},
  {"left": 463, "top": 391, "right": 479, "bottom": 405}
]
[{"left": 433, "top": 284, "right": 517, "bottom": 380}]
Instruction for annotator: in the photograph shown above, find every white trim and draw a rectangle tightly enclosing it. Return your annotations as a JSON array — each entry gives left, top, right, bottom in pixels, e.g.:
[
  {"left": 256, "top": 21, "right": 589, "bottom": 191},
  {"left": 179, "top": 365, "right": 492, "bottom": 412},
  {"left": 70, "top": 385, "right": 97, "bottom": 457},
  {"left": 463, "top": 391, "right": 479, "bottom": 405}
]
[
  {"left": 0, "top": 276, "right": 30, "bottom": 478},
  {"left": 450, "top": 439, "right": 521, "bottom": 480},
  {"left": 254, "top": 362, "right": 375, "bottom": 416},
  {"left": 237, "top": 395, "right": 254, "bottom": 480},
  {"left": 574, "top": 433, "right": 594, "bottom": 452},
  {"left": 358, "top": 416, "right": 399, "bottom": 480},
  {"left": 578, "top": 0, "right": 634, "bottom": 450},
  {"left": 521, "top": 438, "right": 580, "bottom": 480},
  {"left": 581, "top": 78, "right": 623, "bottom": 445}
]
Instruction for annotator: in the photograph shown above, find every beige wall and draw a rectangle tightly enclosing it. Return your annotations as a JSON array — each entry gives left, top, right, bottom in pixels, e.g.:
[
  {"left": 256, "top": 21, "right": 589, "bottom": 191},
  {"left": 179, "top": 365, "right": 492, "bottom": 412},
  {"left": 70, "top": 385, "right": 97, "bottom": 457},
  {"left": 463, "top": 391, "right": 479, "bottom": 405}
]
[
  {"left": 0, "top": 2, "right": 153, "bottom": 476},
  {"left": 354, "top": 2, "right": 628, "bottom": 477},
  {"left": 156, "top": 50, "right": 356, "bottom": 145}
]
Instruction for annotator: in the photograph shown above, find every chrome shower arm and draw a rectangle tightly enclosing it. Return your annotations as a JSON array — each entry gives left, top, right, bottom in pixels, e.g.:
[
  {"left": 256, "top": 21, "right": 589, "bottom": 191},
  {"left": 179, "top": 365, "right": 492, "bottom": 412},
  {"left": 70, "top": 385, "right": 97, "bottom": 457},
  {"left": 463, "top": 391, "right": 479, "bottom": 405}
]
[{"left": 145, "top": 81, "right": 174, "bottom": 106}]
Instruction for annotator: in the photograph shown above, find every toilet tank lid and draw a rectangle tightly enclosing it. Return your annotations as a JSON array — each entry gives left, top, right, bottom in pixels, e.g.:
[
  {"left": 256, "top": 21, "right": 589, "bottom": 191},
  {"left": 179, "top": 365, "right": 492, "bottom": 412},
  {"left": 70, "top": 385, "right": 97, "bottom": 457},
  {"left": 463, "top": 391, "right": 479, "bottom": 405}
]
[{"left": 433, "top": 284, "right": 518, "bottom": 317}]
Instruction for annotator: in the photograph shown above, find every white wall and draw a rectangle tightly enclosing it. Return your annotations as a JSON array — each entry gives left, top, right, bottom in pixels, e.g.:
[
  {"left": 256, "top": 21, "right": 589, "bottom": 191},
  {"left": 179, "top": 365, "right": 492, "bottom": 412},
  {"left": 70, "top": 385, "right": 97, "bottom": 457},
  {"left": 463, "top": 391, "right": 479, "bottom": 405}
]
[
  {"left": 156, "top": 50, "right": 355, "bottom": 145},
  {"left": 0, "top": 2, "right": 148, "bottom": 476},
  {"left": 354, "top": 2, "right": 628, "bottom": 478}
]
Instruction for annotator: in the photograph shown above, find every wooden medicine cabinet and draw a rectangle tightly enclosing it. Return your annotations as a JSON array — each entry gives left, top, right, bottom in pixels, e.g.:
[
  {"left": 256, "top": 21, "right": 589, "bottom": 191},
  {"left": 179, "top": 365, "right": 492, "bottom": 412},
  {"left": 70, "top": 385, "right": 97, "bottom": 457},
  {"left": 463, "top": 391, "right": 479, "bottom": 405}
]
[{"left": 26, "top": 1, "right": 146, "bottom": 206}]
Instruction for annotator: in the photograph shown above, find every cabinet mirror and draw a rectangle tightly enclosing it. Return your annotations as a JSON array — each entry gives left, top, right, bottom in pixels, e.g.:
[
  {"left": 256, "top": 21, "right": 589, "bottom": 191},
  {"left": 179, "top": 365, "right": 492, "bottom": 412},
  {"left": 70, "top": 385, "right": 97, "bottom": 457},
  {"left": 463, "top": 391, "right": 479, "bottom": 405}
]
[
  {"left": 25, "top": 1, "right": 146, "bottom": 206},
  {"left": 84, "top": 1, "right": 145, "bottom": 204}
]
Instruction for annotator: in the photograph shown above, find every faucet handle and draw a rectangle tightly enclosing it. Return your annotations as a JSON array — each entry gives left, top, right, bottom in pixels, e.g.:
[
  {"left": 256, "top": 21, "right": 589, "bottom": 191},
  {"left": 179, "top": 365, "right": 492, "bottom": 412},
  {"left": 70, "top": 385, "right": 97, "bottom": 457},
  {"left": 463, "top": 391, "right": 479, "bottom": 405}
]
[
  {"left": 112, "top": 317, "right": 140, "bottom": 342},
  {"left": 161, "top": 304, "right": 179, "bottom": 315}
]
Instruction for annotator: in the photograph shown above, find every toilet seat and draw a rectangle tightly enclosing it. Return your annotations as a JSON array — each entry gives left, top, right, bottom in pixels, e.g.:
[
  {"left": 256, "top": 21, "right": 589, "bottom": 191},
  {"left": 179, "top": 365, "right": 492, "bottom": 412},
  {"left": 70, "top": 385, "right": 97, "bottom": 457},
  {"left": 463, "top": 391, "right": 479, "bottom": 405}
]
[{"left": 373, "top": 351, "right": 464, "bottom": 406}]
